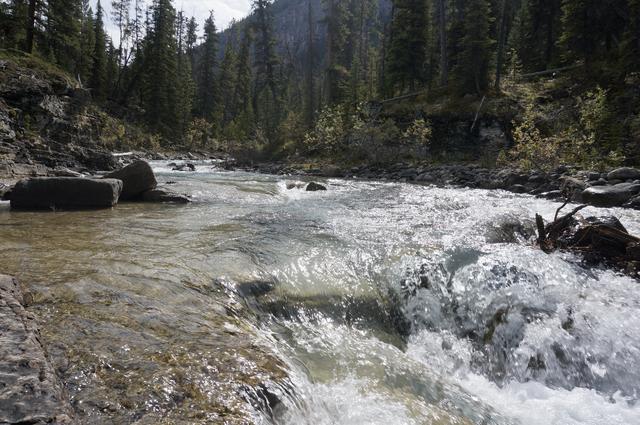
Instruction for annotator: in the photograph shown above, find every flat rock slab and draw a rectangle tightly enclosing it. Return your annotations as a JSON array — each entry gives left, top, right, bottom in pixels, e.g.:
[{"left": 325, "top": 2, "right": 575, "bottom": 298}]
[
  {"left": 140, "top": 188, "right": 190, "bottom": 204},
  {"left": 0, "top": 275, "right": 74, "bottom": 424},
  {"left": 10, "top": 177, "right": 122, "bottom": 210},
  {"left": 104, "top": 160, "right": 157, "bottom": 200}
]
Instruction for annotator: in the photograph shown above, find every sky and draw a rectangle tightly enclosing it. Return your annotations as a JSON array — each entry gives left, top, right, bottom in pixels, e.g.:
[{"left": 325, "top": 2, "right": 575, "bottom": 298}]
[{"left": 94, "top": 0, "right": 251, "bottom": 41}]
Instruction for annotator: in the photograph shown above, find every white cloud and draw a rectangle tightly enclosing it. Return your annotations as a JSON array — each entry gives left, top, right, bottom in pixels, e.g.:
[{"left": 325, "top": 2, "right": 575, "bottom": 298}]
[{"left": 93, "top": 0, "right": 251, "bottom": 43}]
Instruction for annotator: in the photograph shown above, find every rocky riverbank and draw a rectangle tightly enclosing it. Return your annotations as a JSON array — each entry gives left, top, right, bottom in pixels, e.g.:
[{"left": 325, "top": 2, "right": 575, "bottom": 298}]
[{"left": 239, "top": 161, "right": 640, "bottom": 210}]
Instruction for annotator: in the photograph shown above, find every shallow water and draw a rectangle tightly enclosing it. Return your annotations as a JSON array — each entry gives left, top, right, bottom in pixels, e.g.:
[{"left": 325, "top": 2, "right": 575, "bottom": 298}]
[{"left": 1, "top": 161, "right": 639, "bottom": 424}]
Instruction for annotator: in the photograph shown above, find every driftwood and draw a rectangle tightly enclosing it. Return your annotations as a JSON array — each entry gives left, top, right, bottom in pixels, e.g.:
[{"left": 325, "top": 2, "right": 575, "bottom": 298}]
[{"left": 535, "top": 203, "right": 640, "bottom": 277}]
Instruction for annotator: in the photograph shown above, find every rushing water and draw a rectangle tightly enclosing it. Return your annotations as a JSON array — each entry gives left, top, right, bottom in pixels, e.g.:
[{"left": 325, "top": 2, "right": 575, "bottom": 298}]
[{"left": 1, "top": 161, "right": 640, "bottom": 424}]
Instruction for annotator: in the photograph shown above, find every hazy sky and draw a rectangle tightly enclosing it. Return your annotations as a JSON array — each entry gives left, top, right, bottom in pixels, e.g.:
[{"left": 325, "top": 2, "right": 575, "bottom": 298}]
[{"left": 94, "top": 0, "right": 251, "bottom": 41}]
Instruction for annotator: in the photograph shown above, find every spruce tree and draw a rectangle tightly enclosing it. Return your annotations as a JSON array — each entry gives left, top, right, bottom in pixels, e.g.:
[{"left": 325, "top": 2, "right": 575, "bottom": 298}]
[
  {"left": 513, "top": 0, "right": 562, "bottom": 72},
  {"left": 46, "top": 0, "right": 82, "bottom": 72},
  {"left": 560, "top": 0, "right": 599, "bottom": 70},
  {"left": 231, "top": 28, "right": 254, "bottom": 140},
  {"left": 622, "top": 0, "right": 640, "bottom": 70},
  {"left": 218, "top": 40, "right": 238, "bottom": 128},
  {"left": 323, "top": 0, "right": 350, "bottom": 105},
  {"left": 78, "top": 1, "right": 95, "bottom": 86},
  {"left": 252, "top": 0, "right": 280, "bottom": 141},
  {"left": 451, "top": 0, "right": 494, "bottom": 95},
  {"left": 143, "top": 0, "right": 179, "bottom": 140},
  {"left": 386, "top": 0, "right": 430, "bottom": 94},
  {"left": 90, "top": 0, "right": 107, "bottom": 100},
  {"left": 175, "top": 10, "right": 195, "bottom": 140},
  {"left": 197, "top": 12, "right": 218, "bottom": 119}
]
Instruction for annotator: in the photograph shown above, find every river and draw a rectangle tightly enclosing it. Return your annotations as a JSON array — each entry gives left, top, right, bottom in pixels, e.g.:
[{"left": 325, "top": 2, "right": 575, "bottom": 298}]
[{"left": 1, "top": 161, "right": 639, "bottom": 424}]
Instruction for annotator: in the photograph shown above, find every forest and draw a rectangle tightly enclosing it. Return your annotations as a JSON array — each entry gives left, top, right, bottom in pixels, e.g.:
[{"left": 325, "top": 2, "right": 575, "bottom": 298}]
[{"left": 0, "top": 0, "right": 639, "bottom": 169}]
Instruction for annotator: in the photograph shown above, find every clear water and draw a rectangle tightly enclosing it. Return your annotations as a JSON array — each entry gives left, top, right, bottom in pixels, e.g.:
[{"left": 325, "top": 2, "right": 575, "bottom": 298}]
[{"left": 1, "top": 161, "right": 639, "bottom": 424}]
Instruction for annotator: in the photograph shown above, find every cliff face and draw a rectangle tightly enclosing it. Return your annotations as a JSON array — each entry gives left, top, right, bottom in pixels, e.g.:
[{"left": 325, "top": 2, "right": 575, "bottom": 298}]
[{"left": 0, "top": 53, "right": 119, "bottom": 178}]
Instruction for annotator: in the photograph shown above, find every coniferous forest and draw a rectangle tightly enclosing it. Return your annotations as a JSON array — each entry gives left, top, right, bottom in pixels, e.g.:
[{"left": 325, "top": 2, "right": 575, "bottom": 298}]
[{"left": 0, "top": 0, "right": 639, "bottom": 167}]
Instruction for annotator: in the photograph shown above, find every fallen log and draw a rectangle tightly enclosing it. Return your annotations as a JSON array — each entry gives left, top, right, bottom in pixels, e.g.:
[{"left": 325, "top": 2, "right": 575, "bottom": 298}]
[{"left": 535, "top": 203, "right": 640, "bottom": 277}]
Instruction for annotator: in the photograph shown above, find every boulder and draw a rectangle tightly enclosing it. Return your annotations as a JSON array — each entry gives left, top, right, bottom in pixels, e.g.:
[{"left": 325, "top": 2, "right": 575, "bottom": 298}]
[
  {"left": 581, "top": 183, "right": 640, "bottom": 208},
  {"left": 140, "top": 188, "right": 190, "bottom": 204},
  {"left": 10, "top": 177, "right": 122, "bottom": 210},
  {"left": 306, "top": 182, "right": 327, "bottom": 192},
  {"left": 0, "top": 182, "right": 11, "bottom": 200},
  {"left": 172, "top": 163, "right": 196, "bottom": 172},
  {"left": 607, "top": 167, "right": 640, "bottom": 181},
  {"left": 0, "top": 275, "right": 74, "bottom": 424},
  {"left": 104, "top": 160, "right": 157, "bottom": 200},
  {"left": 623, "top": 196, "right": 640, "bottom": 210}
]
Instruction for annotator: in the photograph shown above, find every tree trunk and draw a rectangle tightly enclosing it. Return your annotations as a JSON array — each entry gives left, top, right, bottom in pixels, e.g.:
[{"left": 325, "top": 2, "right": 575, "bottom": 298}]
[
  {"left": 494, "top": 0, "right": 508, "bottom": 90},
  {"left": 437, "top": 0, "right": 448, "bottom": 86},
  {"left": 25, "top": 0, "right": 37, "bottom": 53}
]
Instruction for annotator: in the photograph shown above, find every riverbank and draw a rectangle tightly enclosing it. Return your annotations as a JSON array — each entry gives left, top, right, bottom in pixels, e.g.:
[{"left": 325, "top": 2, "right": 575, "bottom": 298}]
[{"left": 237, "top": 160, "right": 640, "bottom": 210}]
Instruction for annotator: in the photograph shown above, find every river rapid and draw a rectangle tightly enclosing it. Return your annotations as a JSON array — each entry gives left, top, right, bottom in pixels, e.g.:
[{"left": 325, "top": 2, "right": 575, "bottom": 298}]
[{"left": 1, "top": 161, "right": 640, "bottom": 424}]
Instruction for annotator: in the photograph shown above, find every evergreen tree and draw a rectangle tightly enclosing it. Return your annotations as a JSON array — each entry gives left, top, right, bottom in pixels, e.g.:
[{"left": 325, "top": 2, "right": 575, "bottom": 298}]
[
  {"left": 197, "top": 12, "right": 218, "bottom": 119},
  {"left": 512, "top": 0, "right": 561, "bottom": 72},
  {"left": 175, "top": 10, "right": 195, "bottom": 139},
  {"left": 622, "top": 0, "right": 640, "bottom": 70},
  {"left": 217, "top": 40, "right": 238, "bottom": 128},
  {"left": 304, "top": 1, "right": 317, "bottom": 128},
  {"left": 252, "top": 0, "right": 280, "bottom": 141},
  {"left": 90, "top": 0, "right": 107, "bottom": 100},
  {"left": 142, "top": 0, "right": 179, "bottom": 140},
  {"left": 46, "top": 0, "right": 82, "bottom": 72},
  {"left": 323, "top": 0, "right": 350, "bottom": 105},
  {"left": 185, "top": 16, "right": 198, "bottom": 67},
  {"left": 77, "top": 1, "right": 95, "bottom": 85},
  {"left": 230, "top": 28, "right": 254, "bottom": 140},
  {"left": 386, "top": 0, "right": 430, "bottom": 94},
  {"left": 560, "top": 0, "right": 603, "bottom": 70},
  {"left": 451, "top": 0, "right": 494, "bottom": 95}
]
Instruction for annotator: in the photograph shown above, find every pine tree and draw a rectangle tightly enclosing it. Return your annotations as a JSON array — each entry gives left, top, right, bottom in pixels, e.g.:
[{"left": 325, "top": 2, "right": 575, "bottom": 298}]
[
  {"left": 451, "top": 0, "right": 494, "bottom": 95},
  {"left": 252, "top": 0, "right": 281, "bottom": 142},
  {"left": 386, "top": 0, "right": 430, "bottom": 94},
  {"left": 304, "top": 1, "right": 316, "bottom": 128},
  {"left": 435, "top": 0, "right": 448, "bottom": 86},
  {"left": 217, "top": 40, "right": 238, "bottom": 128},
  {"left": 46, "top": 0, "right": 82, "bottom": 72},
  {"left": 622, "top": 0, "right": 640, "bottom": 70},
  {"left": 185, "top": 16, "right": 198, "bottom": 67},
  {"left": 230, "top": 28, "right": 254, "bottom": 140},
  {"left": 111, "top": 0, "right": 131, "bottom": 64},
  {"left": 560, "top": 0, "right": 599, "bottom": 70},
  {"left": 77, "top": 1, "right": 95, "bottom": 86},
  {"left": 90, "top": 0, "right": 107, "bottom": 100},
  {"left": 197, "top": 12, "right": 218, "bottom": 119},
  {"left": 512, "top": 0, "right": 561, "bottom": 72},
  {"left": 142, "top": 0, "right": 179, "bottom": 140},
  {"left": 175, "top": 10, "right": 195, "bottom": 139},
  {"left": 323, "top": 0, "right": 350, "bottom": 105}
]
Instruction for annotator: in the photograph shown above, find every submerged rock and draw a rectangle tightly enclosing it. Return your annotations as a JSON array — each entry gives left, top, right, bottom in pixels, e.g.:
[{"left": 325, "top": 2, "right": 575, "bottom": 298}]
[
  {"left": 172, "top": 163, "right": 196, "bottom": 172},
  {"left": 10, "top": 177, "right": 122, "bottom": 210},
  {"left": 581, "top": 182, "right": 640, "bottom": 207},
  {"left": 140, "top": 188, "right": 190, "bottom": 204},
  {"left": 305, "top": 182, "right": 327, "bottom": 192},
  {"left": 104, "top": 160, "right": 157, "bottom": 200},
  {"left": 0, "top": 275, "right": 74, "bottom": 424}
]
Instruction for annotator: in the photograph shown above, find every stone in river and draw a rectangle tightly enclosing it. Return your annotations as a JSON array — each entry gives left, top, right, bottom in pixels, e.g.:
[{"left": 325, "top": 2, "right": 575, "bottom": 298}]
[
  {"left": 581, "top": 182, "right": 640, "bottom": 208},
  {"left": 103, "top": 160, "right": 157, "bottom": 200},
  {"left": 140, "top": 188, "right": 190, "bottom": 204},
  {"left": 306, "top": 182, "right": 327, "bottom": 192},
  {"left": 607, "top": 167, "right": 640, "bottom": 181},
  {"left": 10, "top": 177, "right": 122, "bottom": 210}
]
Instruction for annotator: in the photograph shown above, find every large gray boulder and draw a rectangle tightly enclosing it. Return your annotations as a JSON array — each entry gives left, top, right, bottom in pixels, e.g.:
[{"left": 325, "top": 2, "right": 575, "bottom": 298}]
[
  {"left": 581, "top": 183, "right": 640, "bottom": 207},
  {"left": 0, "top": 275, "right": 74, "bottom": 424},
  {"left": 607, "top": 167, "right": 640, "bottom": 181},
  {"left": 10, "top": 177, "right": 122, "bottom": 210},
  {"left": 103, "top": 160, "right": 157, "bottom": 200}
]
